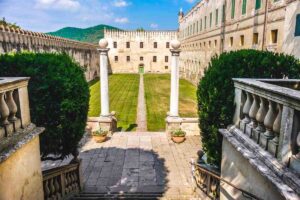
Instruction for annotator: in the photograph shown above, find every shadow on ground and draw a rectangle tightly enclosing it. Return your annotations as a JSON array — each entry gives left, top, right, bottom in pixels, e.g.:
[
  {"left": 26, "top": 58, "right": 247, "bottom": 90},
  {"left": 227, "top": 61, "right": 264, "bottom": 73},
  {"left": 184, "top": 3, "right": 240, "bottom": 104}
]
[{"left": 80, "top": 146, "right": 169, "bottom": 197}]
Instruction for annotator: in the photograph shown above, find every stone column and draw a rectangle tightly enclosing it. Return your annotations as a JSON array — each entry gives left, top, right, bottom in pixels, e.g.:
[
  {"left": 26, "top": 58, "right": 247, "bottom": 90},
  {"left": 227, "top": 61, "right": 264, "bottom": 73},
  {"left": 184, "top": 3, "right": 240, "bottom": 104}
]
[
  {"left": 166, "top": 40, "right": 182, "bottom": 133},
  {"left": 98, "top": 39, "right": 110, "bottom": 117},
  {"left": 169, "top": 40, "right": 181, "bottom": 118},
  {"left": 88, "top": 39, "right": 117, "bottom": 133}
]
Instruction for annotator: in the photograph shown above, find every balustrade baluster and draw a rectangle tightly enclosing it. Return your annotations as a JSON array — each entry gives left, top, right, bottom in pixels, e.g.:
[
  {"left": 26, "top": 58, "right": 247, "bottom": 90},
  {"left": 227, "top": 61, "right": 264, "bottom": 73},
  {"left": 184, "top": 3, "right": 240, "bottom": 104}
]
[
  {"left": 64, "top": 173, "right": 69, "bottom": 194},
  {"left": 253, "top": 97, "right": 268, "bottom": 143},
  {"left": 6, "top": 90, "right": 17, "bottom": 122},
  {"left": 240, "top": 91, "right": 252, "bottom": 132},
  {"left": 44, "top": 180, "right": 51, "bottom": 200},
  {"left": 0, "top": 92, "right": 10, "bottom": 126},
  {"left": 269, "top": 104, "right": 282, "bottom": 157},
  {"left": 260, "top": 100, "right": 277, "bottom": 150},
  {"left": 249, "top": 94, "right": 260, "bottom": 128},
  {"left": 54, "top": 176, "right": 61, "bottom": 199},
  {"left": 49, "top": 178, "right": 55, "bottom": 199},
  {"left": 246, "top": 94, "right": 260, "bottom": 137}
]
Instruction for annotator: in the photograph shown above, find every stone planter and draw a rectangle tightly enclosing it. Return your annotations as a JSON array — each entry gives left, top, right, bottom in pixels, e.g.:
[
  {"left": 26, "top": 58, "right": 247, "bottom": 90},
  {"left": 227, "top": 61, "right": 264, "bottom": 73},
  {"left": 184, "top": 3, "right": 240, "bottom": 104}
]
[
  {"left": 172, "top": 136, "right": 186, "bottom": 143},
  {"left": 92, "top": 135, "right": 107, "bottom": 143}
]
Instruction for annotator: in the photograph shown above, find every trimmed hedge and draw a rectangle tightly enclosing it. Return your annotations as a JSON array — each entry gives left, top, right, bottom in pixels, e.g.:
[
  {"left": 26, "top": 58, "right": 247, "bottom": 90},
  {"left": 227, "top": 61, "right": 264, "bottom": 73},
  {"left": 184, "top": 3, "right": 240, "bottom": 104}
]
[
  {"left": 0, "top": 52, "right": 89, "bottom": 160},
  {"left": 197, "top": 50, "right": 300, "bottom": 166}
]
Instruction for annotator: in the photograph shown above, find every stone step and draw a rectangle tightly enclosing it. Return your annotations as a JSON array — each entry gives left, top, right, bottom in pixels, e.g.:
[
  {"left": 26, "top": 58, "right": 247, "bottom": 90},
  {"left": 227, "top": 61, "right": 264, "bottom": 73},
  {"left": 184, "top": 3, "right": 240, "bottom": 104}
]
[{"left": 71, "top": 192, "right": 203, "bottom": 200}]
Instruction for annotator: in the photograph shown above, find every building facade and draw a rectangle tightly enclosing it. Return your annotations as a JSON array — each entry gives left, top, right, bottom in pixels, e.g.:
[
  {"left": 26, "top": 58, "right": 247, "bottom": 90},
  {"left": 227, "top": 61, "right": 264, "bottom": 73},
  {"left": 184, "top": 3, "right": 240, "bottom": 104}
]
[
  {"left": 178, "top": 0, "right": 300, "bottom": 84},
  {"left": 104, "top": 30, "right": 177, "bottom": 73}
]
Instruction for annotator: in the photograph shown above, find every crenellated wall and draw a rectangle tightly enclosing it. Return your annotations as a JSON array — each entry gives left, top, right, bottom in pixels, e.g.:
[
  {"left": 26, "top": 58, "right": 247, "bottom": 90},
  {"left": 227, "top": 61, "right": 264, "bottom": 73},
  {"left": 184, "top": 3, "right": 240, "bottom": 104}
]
[{"left": 0, "top": 26, "right": 99, "bottom": 82}]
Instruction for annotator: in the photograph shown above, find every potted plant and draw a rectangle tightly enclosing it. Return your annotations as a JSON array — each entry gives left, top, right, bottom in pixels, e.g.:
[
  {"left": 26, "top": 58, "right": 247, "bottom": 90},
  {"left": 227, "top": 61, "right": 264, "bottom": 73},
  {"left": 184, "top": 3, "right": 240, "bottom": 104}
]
[
  {"left": 92, "top": 129, "right": 108, "bottom": 143},
  {"left": 171, "top": 129, "right": 186, "bottom": 143}
]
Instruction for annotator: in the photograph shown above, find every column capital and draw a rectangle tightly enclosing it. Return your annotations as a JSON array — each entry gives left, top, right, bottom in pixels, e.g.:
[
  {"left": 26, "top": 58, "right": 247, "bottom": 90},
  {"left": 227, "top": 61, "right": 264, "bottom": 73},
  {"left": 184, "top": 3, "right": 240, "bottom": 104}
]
[
  {"left": 97, "top": 48, "right": 110, "bottom": 54},
  {"left": 170, "top": 49, "right": 181, "bottom": 56}
]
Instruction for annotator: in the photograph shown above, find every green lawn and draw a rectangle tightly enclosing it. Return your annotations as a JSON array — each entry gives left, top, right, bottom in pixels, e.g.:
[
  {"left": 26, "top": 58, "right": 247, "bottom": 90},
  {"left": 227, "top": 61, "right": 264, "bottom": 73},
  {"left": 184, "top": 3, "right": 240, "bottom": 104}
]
[
  {"left": 88, "top": 74, "right": 139, "bottom": 131},
  {"left": 144, "top": 74, "right": 198, "bottom": 131}
]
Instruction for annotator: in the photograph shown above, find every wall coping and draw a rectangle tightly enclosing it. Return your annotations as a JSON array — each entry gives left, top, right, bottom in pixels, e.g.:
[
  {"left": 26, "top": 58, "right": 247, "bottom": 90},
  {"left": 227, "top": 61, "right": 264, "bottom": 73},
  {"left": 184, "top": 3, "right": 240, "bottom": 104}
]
[
  {"left": 220, "top": 126, "right": 300, "bottom": 199},
  {"left": 0, "top": 123, "right": 44, "bottom": 164}
]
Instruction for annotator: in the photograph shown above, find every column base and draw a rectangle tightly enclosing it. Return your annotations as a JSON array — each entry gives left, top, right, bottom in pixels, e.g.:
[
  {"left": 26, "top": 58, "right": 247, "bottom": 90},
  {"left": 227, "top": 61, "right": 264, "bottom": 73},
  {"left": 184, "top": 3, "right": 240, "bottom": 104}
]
[
  {"left": 87, "top": 113, "right": 118, "bottom": 134},
  {"left": 166, "top": 116, "right": 182, "bottom": 134}
]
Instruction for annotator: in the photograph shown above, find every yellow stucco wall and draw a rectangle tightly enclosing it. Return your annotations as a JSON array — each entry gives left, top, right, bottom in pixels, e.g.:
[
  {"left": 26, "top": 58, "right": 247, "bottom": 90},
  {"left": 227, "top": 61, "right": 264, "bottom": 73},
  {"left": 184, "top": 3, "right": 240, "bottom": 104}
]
[{"left": 0, "top": 136, "right": 44, "bottom": 200}]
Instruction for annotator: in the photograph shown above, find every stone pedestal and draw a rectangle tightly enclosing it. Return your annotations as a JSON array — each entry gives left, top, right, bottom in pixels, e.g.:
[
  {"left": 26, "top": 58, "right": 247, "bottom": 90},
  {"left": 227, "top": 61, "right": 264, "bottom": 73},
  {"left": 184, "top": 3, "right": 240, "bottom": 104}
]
[
  {"left": 87, "top": 114, "right": 117, "bottom": 135},
  {"left": 166, "top": 116, "right": 181, "bottom": 134}
]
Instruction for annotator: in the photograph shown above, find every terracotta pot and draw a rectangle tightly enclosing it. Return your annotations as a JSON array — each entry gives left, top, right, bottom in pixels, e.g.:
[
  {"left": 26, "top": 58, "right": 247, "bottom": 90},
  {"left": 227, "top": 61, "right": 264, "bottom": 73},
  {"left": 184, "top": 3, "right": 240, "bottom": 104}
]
[
  {"left": 93, "top": 135, "right": 107, "bottom": 143},
  {"left": 172, "top": 136, "right": 185, "bottom": 143}
]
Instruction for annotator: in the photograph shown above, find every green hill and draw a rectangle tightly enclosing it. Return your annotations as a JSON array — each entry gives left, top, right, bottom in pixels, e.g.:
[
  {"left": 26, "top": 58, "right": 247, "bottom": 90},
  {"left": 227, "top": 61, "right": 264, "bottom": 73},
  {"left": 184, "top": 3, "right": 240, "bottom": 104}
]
[{"left": 47, "top": 24, "right": 119, "bottom": 44}]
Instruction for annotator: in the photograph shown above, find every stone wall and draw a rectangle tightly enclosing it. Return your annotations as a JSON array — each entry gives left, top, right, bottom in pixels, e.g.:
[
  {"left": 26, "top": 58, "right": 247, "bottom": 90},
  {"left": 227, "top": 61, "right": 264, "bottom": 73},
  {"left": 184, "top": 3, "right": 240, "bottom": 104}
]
[
  {"left": 0, "top": 136, "right": 44, "bottom": 200},
  {"left": 104, "top": 30, "right": 178, "bottom": 73},
  {"left": 178, "top": 0, "right": 300, "bottom": 85},
  {"left": 0, "top": 26, "right": 99, "bottom": 82},
  {"left": 220, "top": 139, "right": 285, "bottom": 200}
]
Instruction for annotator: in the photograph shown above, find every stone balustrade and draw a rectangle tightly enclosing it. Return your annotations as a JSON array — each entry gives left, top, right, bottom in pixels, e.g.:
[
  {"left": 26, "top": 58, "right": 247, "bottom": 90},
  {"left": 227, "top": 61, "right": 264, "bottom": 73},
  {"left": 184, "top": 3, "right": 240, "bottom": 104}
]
[
  {"left": 234, "top": 79, "right": 300, "bottom": 173},
  {"left": 43, "top": 161, "right": 82, "bottom": 200},
  {"left": 234, "top": 79, "right": 300, "bottom": 172},
  {"left": 0, "top": 26, "right": 99, "bottom": 82},
  {"left": 0, "top": 77, "right": 31, "bottom": 139}
]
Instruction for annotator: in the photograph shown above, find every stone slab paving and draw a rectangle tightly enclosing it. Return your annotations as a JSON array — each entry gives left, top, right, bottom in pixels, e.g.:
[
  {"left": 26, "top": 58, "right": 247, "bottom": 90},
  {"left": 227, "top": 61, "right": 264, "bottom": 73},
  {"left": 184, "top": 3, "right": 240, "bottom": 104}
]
[
  {"left": 79, "top": 132, "right": 204, "bottom": 198},
  {"left": 136, "top": 74, "right": 147, "bottom": 132}
]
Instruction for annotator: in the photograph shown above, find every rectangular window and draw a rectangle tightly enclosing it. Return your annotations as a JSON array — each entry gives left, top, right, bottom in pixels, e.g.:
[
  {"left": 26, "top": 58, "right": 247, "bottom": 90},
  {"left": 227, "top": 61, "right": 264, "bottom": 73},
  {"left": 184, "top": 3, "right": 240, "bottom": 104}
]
[
  {"left": 165, "top": 66, "right": 168, "bottom": 70},
  {"left": 253, "top": 33, "right": 259, "bottom": 45},
  {"left": 114, "top": 56, "right": 118, "bottom": 62},
  {"left": 140, "top": 42, "right": 144, "bottom": 48},
  {"left": 240, "top": 35, "right": 245, "bottom": 46},
  {"left": 196, "top": 21, "right": 199, "bottom": 33},
  {"left": 165, "top": 56, "right": 169, "bottom": 62},
  {"left": 216, "top": 9, "right": 219, "bottom": 25},
  {"left": 166, "top": 42, "right": 170, "bottom": 48},
  {"left": 210, "top": 12, "right": 212, "bottom": 28},
  {"left": 153, "top": 56, "right": 157, "bottom": 62},
  {"left": 255, "top": 0, "right": 261, "bottom": 10},
  {"left": 230, "top": 37, "right": 234, "bottom": 47},
  {"left": 113, "top": 42, "right": 117, "bottom": 48},
  {"left": 126, "top": 56, "right": 130, "bottom": 62},
  {"left": 209, "top": 41, "right": 211, "bottom": 47},
  {"left": 231, "top": 0, "right": 235, "bottom": 19},
  {"left": 200, "top": 19, "right": 203, "bottom": 31},
  {"left": 242, "top": 0, "right": 247, "bottom": 15},
  {"left": 295, "top": 14, "right": 300, "bottom": 37},
  {"left": 126, "top": 42, "right": 130, "bottom": 48},
  {"left": 222, "top": 4, "right": 225, "bottom": 22},
  {"left": 214, "top": 40, "right": 217, "bottom": 47},
  {"left": 271, "top": 29, "right": 278, "bottom": 44},
  {"left": 154, "top": 42, "right": 157, "bottom": 48},
  {"left": 205, "top": 16, "right": 207, "bottom": 29},
  {"left": 140, "top": 56, "right": 144, "bottom": 61}
]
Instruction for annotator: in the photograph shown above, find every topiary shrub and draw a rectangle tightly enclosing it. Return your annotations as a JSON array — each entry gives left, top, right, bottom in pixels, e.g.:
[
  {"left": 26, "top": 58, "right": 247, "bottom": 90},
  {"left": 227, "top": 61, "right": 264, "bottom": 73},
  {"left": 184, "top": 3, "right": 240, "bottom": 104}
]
[
  {"left": 0, "top": 52, "right": 89, "bottom": 160},
  {"left": 197, "top": 49, "right": 300, "bottom": 166}
]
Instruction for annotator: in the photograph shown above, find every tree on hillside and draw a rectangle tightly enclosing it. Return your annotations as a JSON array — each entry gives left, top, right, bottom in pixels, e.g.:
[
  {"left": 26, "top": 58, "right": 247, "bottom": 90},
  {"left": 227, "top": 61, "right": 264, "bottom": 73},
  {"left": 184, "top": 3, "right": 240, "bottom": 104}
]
[{"left": 0, "top": 17, "right": 21, "bottom": 29}]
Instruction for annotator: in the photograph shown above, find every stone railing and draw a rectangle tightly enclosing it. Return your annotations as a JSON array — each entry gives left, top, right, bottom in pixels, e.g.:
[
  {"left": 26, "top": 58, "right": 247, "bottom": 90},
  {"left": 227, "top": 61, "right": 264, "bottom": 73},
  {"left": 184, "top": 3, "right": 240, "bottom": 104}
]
[
  {"left": 191, "top": 160, "right": 261, "bottom": 199},
  {"left": 0, "top": 77, "right": 31, "bottom": 139},
  {"left": 43, "top": 161, "right": 82, "bottom": 200},
  {"left": 0, "top": 26, "right": 99, "bottom": 82},
  {"left": 234, "top": 79, "right": 300, "bottom": 172}
]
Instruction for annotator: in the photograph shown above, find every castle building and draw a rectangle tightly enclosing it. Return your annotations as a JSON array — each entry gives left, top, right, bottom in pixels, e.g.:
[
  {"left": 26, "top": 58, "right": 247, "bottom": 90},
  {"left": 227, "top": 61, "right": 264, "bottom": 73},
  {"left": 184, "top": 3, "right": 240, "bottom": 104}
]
[
  {"left": 178, "top": 0, "right": 300, "bottom": 84},
  {"left": 104, "top": 30, "right": 177, "bottom": 73}
]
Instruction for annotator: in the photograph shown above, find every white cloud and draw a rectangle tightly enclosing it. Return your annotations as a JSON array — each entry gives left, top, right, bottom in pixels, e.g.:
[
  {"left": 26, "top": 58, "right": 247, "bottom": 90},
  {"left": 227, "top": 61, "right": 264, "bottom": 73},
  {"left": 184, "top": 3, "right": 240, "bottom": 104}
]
[
  {"left": 113, "top": 0, "right": 130, "bottom": 7},
  {"left": 150, "top": 23, "right": 158, "bottom": 29},
  {"left": 114, "top": 17, "right": 129, "bottom": 24},
  {"left": 185, "top": 0, "right": 196, "bottom": 3},
  {"left": 35, "top": 0, "right": 80, "bottom": 11}
]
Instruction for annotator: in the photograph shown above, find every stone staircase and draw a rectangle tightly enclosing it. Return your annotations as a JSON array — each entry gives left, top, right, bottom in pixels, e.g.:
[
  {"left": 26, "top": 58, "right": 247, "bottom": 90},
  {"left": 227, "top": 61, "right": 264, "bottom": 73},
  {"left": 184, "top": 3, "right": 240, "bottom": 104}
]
[{"left": 71, "top": 191, "right": 205, "bottom": 199}]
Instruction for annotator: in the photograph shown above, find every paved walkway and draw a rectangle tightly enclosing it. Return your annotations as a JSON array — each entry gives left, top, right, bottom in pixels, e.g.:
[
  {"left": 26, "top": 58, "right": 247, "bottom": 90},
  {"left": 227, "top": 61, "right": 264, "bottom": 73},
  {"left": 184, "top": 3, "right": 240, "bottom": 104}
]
[
  {"left": 136, "top": 74, "right": 147, "bottom": 132},
  {"left": 79, "top": 132, "right": 204, "bottom": 198}
]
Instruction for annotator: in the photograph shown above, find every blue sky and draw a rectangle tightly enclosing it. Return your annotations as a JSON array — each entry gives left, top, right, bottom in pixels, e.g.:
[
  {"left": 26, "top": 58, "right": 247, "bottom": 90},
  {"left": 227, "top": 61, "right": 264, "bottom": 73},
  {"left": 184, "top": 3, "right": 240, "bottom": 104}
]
[{"left": 0, "top": 0, "right": 199, "bottom": 32}]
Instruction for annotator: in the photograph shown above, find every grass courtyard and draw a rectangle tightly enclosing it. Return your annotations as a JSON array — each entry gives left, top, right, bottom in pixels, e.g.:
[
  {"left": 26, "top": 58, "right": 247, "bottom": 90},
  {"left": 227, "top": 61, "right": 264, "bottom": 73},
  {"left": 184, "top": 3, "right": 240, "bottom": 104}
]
[
  {"left": 144, "top": 74, "right": 198, "bottom": 131},
  {"left": 89, "top": 73, "right": 198, "bottom": 132},
  {"left": 88, "top": 74, "right": 139, "bottom": 131}
]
